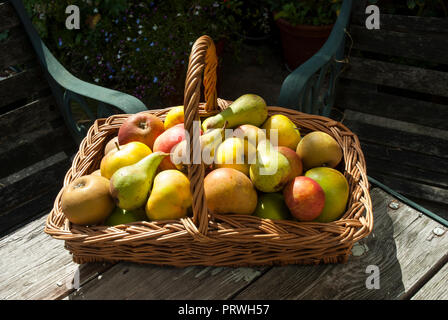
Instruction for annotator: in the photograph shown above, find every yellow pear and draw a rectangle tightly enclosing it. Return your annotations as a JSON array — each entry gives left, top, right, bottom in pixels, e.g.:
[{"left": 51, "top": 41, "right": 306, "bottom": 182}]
[
  {"left": 215, "top": 137, "right": 256, "bottom": 176},
  {"left": 145, "top": 170, "right": 192, "bottom": 220},
  {"left": 164, "top": 106, "right": 184, "bottom": 130},
  {"left": 262, "top": 114, "right": 301, "bottom": 150}
]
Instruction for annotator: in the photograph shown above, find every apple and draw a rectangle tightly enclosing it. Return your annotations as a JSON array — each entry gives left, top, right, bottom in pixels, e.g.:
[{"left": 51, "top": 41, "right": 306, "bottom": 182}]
[
  {"left": 283, "top": 176, "right": 325, "bottom": 222},
  {"left": 61, "top": 175, "right": 115, "bottom": 225},
  {"left": 153, "top": 123, "right": 187, "bottom": 170},
  {"left": 276, "top": 146, "right": 303, "bottom": 181},
  {"left": 118, "top": 113, "right": 164, "bottom": 150},
  {"left": 100, "top": 141, "right": 152, "bottom": 179}
]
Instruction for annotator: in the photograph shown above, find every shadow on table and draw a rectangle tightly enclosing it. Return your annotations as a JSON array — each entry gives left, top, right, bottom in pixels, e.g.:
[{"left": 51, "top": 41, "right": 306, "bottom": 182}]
[{"left": 234, "top": 188, "right": 406, "bottom": 300}]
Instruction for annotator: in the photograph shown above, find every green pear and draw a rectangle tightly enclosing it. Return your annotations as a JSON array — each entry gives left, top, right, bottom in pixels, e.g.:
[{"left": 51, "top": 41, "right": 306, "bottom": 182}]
[
  {"left": 249, "top": 140, "right": 291, "bottom": 193},
  {"left": 110, "top": 152, "right": 168, "bottom": 210},
  {"left": 201, "top": 94, "right": 268, "bottom": 131}
]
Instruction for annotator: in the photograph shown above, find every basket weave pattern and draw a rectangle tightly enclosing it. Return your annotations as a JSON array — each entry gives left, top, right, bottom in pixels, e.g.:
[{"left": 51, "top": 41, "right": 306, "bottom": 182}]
[{"left": 45, "top": 36, "right": 373, "bottom": 266}]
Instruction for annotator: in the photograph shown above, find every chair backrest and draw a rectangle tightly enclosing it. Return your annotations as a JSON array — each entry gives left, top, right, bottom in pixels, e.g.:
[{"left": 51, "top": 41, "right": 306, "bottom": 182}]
[
  {"left": 0, "top": 0, "right": 75, "bottom": 235},
  {"left": 336, "top": 0, "right": 448, "bottom": 214},
  {"left": 277, "top": 0, "right": 354, "bottom": 117}
]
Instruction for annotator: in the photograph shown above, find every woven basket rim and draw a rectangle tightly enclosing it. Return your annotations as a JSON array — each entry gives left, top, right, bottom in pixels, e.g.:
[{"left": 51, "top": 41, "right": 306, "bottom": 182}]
[{"left": 45, "top": 104, "right": 373, "bottom": 248}]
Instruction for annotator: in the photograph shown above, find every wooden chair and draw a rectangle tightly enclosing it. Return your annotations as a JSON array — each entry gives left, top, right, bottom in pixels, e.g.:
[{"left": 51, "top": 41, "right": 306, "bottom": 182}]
[
  {"left": 0, "top": 0, "right": 147, "bottom": 235},
  {"left": 278, "top": 0, "right": 448, "bottom": 224}
]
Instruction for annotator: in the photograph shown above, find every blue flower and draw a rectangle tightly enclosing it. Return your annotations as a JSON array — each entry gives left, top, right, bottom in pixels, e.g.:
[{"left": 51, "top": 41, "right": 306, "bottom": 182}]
[
  {"left": 150, "top": 42, "right": 154, "bottom": 47},
  {"left": 153, "top": 76, "right": 158, "bottom": 83},
  {"left": 58, "top": 38, "right": 63, "bottom": 46},
  {"left": 109, "top": 75, "right": 113, "bottom": 79},
  {"left": 133, "top": 38, "right": 137, "bottom": 42},
  {"left": 121, "top": 67, "right": 126, "bottom": 71},
  {"left": 136, "top": 48, "right": 140, "bottom": 52},
  {"left": 130, "top": 75, "right": 135, "bottom": 79},
  {"left": 144, "top": 37, "right": 147, "bottom": 41},
  {"left": 136, "top": 19, "right": 140, "bottom": 24}
]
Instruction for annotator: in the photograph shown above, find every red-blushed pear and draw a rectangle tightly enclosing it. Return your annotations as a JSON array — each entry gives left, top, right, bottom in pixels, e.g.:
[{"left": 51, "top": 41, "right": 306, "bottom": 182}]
[
  {"left": 283, "top": 176, "right": 325, "bottom": 222},
  {"left": 232, "top": 124, "right": 266, "bottom": 147},
  {"left": 153, "top": 123, "right": 186, "bottom": 170},
  {"left": 118, "top": 113, "right": 164, "bottom": 150},
  {"left": 276, "top": 146, "right": 303, "bottom": 181}
]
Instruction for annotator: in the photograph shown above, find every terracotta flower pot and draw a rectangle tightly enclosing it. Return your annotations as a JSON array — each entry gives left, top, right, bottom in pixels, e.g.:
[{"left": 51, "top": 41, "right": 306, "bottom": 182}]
[{"left": 275, "top": 17, "right": 333, "bottom": 70}]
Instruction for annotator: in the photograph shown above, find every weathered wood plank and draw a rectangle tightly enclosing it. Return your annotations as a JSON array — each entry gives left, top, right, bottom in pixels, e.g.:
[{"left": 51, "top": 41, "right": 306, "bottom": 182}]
[
  {"left": 411, "top": 262, "right": 448, "bottom": 300},
  {"left": 359, "top": 142, "right": 448, "bottom": 175},
  {"left": 0, "top": 125, "right": 75, "bottom": 178},
  {"left": 342, "top": 57, "right": 448, "bottom": 98},
  {"left": 337, "top": 82, "right": 448, "bottom": 130},
  {"left": 69, "top": 263, "right": 269, "bottom": 300},
  {"left": 406, "top": 196, "right": 448, "bottom": 222},
  {"left": 0, "top": 28, "right": 35, "bottom": 69},
  {"left": 0, "top": 214, "right": 113, "bottom": 300},
  {"left": 350, "top": 25, "right": 448, "bottom": 65},
  {"left": 344, "top": 109, "right": 448, "bottom": 141},
  {"left": 352, "top": 12, "right": 448, "bottom": 34},
  {"left": 0, "top": 95, "right": 61, "bottom": 140},
  {"left": 366, "top": 172, "right": 448, "bottom": 205},
  {"left": 365, "top": 157, "right": 448, "bottom": 189},
  {"left": 0, "top": 66, "right": 49, "bottom": 108},
  {"left": 0, "top": 152, "right": 70, "bottom": 225},
  {"left": 344, "top": 119, "right": 448, "bottom": 159},
  {"left": 234, "top": 188, "right": 448, "bottom": 300},
  {"left": 0, "top": 2, "right": 20, "bottom": 31}
]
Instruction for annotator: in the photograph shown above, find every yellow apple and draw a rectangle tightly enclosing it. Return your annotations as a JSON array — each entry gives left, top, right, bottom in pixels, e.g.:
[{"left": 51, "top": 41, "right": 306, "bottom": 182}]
[{"left": 100, "top": 141, "right": 152, "bottom": 179}]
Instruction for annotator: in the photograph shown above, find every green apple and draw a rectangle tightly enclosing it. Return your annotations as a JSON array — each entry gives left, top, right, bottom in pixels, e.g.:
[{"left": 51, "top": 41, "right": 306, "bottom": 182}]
[
  {"left": 254, "top": 193, "right": 291, "bottom": 220},
  {"left": 104, "top": 207, "right": 147, "bottom": 226}
]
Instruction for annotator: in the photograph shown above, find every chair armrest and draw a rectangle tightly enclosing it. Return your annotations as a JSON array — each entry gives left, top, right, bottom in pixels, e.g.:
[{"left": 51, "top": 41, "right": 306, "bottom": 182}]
[
  {"left": 277, "top": 0, "right": 353, "bottom": 116},
  {"left": 11, "top": 0, "right": 147, "bottom": 142},
  {"left": 40, "top": 42, "right": 147, "bottom": 115}
]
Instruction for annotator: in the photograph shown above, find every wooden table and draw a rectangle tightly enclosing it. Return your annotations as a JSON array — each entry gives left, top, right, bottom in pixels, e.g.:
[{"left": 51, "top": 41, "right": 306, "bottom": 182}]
[{"left": 1, "top": 188, "right": 447, "bottom": 300}]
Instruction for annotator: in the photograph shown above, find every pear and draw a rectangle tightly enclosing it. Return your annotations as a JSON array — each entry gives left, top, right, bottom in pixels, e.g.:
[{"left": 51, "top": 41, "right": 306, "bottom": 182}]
[
  {"left": 249, "top": 140, "right": 291, "bottom": 193},
  {"left": 146, "top": 170, "right": 193, "bottom": 220},
  {"left": 171, "top": 125, "right": 225, "bottom": 171},
  {"left": 110, "top": 152, "right": 168, "bottom": 210},
  {"left": 201, "top": 94, "right": 268, "bottom": 131}
]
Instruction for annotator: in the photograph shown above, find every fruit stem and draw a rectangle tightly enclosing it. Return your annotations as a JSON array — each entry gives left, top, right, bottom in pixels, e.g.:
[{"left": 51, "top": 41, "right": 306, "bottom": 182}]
[{"left": 115, "top": 142, "right": 120, "bottom": 151}]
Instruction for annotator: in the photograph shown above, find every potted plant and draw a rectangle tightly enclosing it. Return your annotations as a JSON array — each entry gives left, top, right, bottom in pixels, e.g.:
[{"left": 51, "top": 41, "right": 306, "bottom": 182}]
[{"left": 270, "top": 0, "right": 342, "bottom": 70}]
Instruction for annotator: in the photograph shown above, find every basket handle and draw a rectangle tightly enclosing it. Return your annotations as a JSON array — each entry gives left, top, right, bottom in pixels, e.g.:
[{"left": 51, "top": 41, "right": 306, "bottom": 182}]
[{"left": 183, "top": 35, "right": 218, "bottom": 235}]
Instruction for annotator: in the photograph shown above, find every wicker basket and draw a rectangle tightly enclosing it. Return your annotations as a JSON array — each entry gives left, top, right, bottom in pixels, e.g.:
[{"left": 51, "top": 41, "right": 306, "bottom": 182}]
[{"left": 45, "top": 36, "right": 373, "bottom": 267}]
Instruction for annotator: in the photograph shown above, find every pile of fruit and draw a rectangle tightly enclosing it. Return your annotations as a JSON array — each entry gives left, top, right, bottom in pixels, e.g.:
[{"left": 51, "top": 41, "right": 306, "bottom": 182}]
[{"left": 61, "top": 94, "right": 349, "bottom": 227}]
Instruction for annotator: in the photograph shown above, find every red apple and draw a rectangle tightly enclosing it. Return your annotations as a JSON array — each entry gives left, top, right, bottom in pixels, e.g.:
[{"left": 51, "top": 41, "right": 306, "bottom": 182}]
[
  {"left": 283, "top": 176, "right": 325, "bottom": 221},
  {"left": 153, "top": 123, "right": 186, "bottom": 170},
  {"left": 276, "top": 146, "right": 303, "bottom": 181},
  {"left": 118, "top": 113, "right": 164, "bottom": 150}
]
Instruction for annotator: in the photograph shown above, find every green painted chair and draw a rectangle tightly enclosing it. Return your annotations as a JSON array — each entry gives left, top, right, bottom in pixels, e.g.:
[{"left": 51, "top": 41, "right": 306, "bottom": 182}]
[
  {"left": 277, "top": 0, "right": 353, "bottom": 117},
  {"left": 10, "top": 0, "right": 148, "bottom": 144},
  {"left": 277, "top": 0, "right": 448, "bottom": 227}
]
